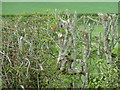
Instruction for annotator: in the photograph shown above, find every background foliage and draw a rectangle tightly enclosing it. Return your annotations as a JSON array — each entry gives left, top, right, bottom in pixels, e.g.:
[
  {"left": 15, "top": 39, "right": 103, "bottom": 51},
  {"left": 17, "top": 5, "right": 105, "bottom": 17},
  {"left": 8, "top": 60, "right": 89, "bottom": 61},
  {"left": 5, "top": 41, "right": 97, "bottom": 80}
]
[{"left": 1, "top": 10, "right": 119, "bottom": 88}]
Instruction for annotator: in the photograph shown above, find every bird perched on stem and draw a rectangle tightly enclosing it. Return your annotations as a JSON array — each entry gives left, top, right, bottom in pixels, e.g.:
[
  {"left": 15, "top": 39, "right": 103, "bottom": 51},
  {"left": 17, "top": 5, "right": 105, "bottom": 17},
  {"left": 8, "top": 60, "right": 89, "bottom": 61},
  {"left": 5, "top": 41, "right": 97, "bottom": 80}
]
[{"left": 52, "top": 24, "right": 58, "bottom": 32}]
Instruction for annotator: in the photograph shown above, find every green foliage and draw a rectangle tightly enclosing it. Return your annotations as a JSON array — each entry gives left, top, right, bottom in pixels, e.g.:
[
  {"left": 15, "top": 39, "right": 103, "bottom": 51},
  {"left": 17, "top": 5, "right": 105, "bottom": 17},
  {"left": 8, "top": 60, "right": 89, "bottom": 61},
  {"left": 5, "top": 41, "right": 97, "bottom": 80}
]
[
  {"left": 112, "top": 42, "right": 119, "bottom": 55},
  {"left": 1, "top": 12, "right": 119, "bottom": 88}
]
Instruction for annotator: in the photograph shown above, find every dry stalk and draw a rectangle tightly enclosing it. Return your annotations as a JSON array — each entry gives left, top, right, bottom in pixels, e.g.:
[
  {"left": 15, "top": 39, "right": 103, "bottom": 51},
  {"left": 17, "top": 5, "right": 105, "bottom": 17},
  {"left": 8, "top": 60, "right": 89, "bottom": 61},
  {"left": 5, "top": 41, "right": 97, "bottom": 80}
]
[
  {"left": 0, "top": 50, "right": 12, "bottom": 65},
  {"left": 99, "top": 14, "right": 109, "bottom": 63},
  {"left": 97, "top": 32, "right": 101, "bottom": 74},
  {"left": 80, "top": 16, "right": 96, "bottom": 88}
]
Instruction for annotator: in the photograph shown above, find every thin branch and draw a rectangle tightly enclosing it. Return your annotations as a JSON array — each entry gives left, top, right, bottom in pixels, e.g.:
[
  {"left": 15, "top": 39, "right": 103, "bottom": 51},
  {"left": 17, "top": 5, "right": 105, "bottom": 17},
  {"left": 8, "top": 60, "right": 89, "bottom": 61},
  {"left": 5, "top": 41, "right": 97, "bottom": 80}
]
[
  {"left": 87, "top": 16, "right": 101, "bottom": 24},
  {"left": 0, "top": 51, "right": 12, "bottom": 65},
  {"left": 39, "top": 27, "right": 60, "bottom": 49}
]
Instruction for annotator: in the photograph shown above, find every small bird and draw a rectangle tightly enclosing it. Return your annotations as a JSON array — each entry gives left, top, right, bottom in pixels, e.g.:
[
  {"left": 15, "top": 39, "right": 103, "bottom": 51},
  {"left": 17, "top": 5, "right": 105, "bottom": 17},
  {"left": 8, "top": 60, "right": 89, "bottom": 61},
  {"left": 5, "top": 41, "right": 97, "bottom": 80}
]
[{"left": 52, "top": 24, "right": 58, "bottom": 32}]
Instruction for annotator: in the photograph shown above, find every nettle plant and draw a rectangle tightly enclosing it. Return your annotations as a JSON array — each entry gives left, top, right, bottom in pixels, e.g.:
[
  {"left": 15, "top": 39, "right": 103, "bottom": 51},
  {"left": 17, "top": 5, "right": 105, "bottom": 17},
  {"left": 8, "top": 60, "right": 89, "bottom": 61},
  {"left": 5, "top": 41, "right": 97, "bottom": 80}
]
[{"left": 40, "top": 9, "right": 119, "bottom": 87}]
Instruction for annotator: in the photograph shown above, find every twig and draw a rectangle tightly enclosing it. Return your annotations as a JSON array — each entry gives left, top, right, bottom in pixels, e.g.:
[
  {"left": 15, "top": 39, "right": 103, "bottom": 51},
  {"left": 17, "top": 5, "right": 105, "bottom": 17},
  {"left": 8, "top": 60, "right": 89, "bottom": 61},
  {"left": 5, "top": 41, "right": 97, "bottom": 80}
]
[
  {"left": 87, "top": 16, "right": 101, "bottom": 24},
  {"left": 0, "top": 51, "right": 12, "bottom": 65},
  {"left": 39, "top": 27, "right": 60, "bottom": 49}
]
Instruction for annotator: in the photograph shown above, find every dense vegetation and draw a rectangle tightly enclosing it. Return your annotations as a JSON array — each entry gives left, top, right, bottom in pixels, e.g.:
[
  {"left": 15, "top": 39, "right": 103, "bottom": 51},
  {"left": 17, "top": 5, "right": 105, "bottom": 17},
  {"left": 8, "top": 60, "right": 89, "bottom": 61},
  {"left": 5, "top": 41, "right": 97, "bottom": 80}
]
[{"left": 1, "top": 10, "right": 120, "bottom": 88}]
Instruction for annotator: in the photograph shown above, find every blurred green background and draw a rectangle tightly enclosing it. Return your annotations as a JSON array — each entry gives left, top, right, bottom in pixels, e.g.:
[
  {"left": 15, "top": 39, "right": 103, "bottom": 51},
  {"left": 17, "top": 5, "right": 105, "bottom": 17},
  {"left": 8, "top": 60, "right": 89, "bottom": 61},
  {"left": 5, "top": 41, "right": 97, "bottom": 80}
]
[{"left": 2, "top": 2, "right": 118, "bottom": 15}]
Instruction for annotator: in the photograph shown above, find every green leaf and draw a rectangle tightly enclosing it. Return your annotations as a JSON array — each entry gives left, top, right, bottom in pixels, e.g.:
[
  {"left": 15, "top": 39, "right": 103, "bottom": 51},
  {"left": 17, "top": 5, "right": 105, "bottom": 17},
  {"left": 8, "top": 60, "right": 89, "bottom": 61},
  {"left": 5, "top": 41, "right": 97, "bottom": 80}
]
[{"left": 112, "top": 43, "right": 118, "bottom": 55}]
